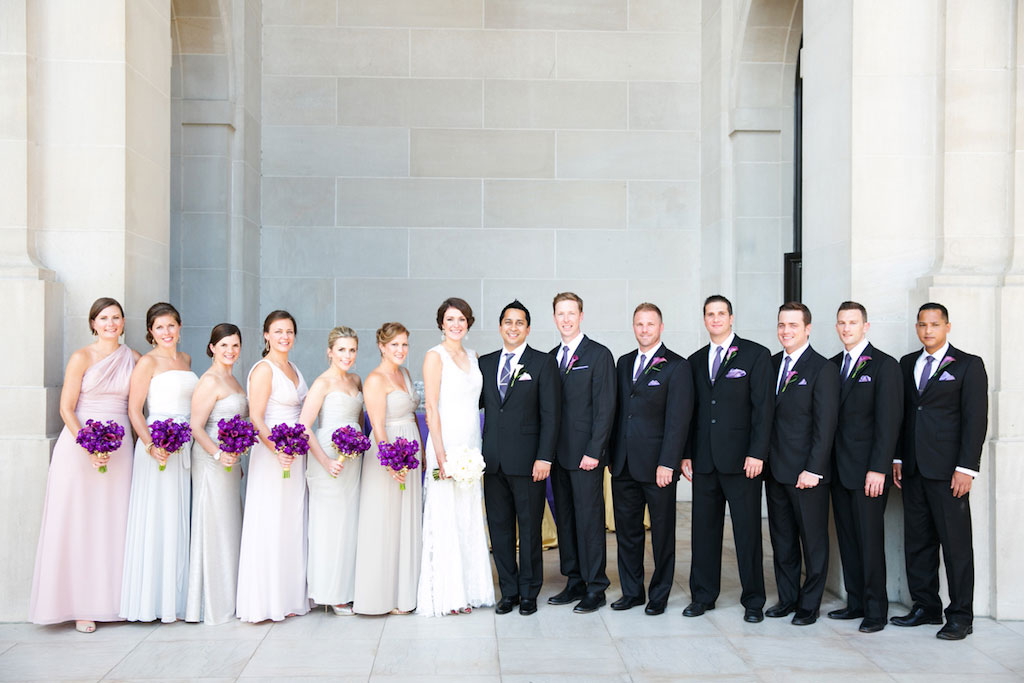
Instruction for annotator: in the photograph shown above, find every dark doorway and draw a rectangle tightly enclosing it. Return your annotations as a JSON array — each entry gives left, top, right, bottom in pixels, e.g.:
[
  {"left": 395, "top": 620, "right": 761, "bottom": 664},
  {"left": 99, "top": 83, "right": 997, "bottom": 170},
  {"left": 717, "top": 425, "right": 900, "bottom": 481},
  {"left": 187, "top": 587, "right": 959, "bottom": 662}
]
[{"left": 785, "top": 36, "right": 803, "bottom": 302}]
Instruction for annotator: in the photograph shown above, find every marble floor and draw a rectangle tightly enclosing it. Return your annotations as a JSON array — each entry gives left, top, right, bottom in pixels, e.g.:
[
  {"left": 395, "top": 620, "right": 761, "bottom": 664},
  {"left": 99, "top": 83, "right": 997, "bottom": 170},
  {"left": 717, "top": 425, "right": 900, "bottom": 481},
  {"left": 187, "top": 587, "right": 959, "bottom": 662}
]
[{"left": 3, "top": 504, "right": 1023, "bottom": 682}]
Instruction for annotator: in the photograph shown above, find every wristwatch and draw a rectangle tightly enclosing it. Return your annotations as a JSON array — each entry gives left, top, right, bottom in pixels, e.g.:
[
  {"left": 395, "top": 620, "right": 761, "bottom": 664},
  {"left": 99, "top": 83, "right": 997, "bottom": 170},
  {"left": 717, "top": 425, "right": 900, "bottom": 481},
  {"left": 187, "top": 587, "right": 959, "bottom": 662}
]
[{"left": 213, "top": 450, "right": 222, "bottom": 461}]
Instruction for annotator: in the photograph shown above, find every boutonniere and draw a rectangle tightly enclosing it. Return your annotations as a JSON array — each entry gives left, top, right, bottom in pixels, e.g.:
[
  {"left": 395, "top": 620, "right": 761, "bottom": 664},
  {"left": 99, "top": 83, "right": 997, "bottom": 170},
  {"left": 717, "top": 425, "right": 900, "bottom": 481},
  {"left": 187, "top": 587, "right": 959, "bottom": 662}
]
[
  {"left": 780, "top": 371, "right": 798, "bottom": 393},
  {"left": 936, "top": 355, "right": 955, "bottom": 373},
  {"left": 509, "top": 363, "right": 526, "bottom": 388},
  {"left": 850, "top": 354, "right": 871, "bottom": 380},
  {"left": 724, "top": 345, "right": 739, "bottom": 365},
  {"left": 644, "top": 356, "right": 669, "bottom": 375},
  {"left": 565, "top": 354, "right": 580, "bottom": 374}
]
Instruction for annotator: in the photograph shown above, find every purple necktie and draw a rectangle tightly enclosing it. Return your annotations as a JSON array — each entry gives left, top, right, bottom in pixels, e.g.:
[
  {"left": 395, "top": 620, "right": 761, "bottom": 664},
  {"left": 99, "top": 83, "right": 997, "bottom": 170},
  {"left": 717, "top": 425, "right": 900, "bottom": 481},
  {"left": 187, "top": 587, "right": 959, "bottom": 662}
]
[
  {"left": 918, "top": 355, "right": 934, "bottom": 394},
  {"left": 710, "top": 346, "right": 723, "bottom": 384},
  {"left": 559, "top": 345, "right": 570, "bottom": 371},
  {"left": 634, "top": 353, "right": 646, "bottom": 383},
  {"left": 777, "top": 355, "right": 791, "bottom": 394},
  {"left": 499, "top": 352, "right": 514, "bottom": 400},
  {"left": 841, "top": 352, "right": 852, "bottom": 381}
]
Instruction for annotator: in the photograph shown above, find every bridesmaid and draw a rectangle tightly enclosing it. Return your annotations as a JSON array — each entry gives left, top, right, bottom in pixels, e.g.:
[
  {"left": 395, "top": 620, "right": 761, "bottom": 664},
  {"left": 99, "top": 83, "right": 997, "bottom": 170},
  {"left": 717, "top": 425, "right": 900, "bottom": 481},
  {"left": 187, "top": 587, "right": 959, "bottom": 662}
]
[
  {"left": 29, "top": 298, "right": 140, "bottom": 632},
  {"left": 120, "top": 302, "right": 198, "bottom": 623},
  {"left": 353, "top": 322, "right": 423, "bottom": 615},
  {"left": 300, "top": 327, "right": 363, "bottom": 615},
  {"left": 185, "top": 323, "right": 246, "bottom": 624},
  {"left": 236, "top": 310, "right": 310, "bottom": 622}
]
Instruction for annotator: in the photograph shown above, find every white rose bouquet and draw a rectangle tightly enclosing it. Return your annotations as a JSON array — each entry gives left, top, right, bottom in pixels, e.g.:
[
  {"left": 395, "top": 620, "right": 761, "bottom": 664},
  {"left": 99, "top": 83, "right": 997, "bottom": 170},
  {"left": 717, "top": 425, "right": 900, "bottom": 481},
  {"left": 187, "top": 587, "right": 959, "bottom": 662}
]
[{"left": 433, "top": 444, "right": 486, "bottom": 488}]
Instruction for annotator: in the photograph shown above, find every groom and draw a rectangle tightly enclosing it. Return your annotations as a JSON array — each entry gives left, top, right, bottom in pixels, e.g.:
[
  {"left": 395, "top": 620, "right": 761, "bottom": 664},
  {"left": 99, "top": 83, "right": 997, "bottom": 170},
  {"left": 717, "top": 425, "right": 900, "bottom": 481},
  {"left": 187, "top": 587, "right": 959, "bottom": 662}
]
[{"left": 480, "top": 300, "right": 561, "bottom": 616}]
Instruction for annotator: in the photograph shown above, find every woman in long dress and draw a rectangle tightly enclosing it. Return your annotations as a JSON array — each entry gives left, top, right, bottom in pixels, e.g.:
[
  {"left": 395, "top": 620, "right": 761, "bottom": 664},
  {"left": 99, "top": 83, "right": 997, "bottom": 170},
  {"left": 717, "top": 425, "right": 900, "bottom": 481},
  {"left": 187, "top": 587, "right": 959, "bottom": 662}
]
[
  {"left": 29, "top": 298, "right": 140, "bottom": 633},
  {"left": 236, "top": 310, "right": 310, "bottom": 622},
  {"left": 300, "top": 327, "right": 363, "bottom": 615},
  {"left": 353, "top": 322, "right": 423, "bottom": 615},
  {"left": 120, "top": 302, "right": 198, "bottom": 623},
  {"left": 417, "top": 298, "right": 496, "bottom": 616},
  {"left": 185, "top": 323, "right": 246, "bottom": 624}
]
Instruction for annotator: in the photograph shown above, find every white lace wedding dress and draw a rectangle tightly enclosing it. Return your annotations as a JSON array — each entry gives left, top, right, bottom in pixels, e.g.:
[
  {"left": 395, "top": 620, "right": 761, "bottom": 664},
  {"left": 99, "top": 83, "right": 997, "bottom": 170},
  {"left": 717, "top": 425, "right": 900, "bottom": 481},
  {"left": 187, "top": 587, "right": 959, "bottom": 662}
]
[{"left": 416, "top": 344, "right": 495, "bottom": 616}]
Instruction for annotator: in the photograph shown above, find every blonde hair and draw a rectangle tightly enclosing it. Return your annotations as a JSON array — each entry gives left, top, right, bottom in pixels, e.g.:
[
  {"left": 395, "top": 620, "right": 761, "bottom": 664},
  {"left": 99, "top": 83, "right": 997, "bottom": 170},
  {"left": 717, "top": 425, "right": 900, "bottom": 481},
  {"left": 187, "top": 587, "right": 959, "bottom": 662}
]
[
  {"left": 552, "top": 291, "right": 583, "bottom": 312},
  {"left": 376, "top": 322, "right": 409, "bottom": 350},
  {"left": 328, "top": 326, "right": 358, "bottom": 350}
]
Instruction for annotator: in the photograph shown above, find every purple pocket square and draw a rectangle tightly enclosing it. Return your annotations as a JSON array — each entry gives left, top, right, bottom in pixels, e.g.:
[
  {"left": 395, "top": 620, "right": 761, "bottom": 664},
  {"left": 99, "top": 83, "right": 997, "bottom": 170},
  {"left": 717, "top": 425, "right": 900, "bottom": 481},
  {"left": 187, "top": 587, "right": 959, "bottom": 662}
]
[
  {"left": 858, "top": 375, "right": 872, "bottom": 383},
  {"left": 725, "top": 368, "right": 746, "bottom": 379},
  {"left": 647, "top": 379, "right": 661, "bottom": 386},
  {"left": 939, "top": 371, "right": 955, "bottom": 381},
  {"left": 798, "top": 378, "right": 807, "bottom": 386}
]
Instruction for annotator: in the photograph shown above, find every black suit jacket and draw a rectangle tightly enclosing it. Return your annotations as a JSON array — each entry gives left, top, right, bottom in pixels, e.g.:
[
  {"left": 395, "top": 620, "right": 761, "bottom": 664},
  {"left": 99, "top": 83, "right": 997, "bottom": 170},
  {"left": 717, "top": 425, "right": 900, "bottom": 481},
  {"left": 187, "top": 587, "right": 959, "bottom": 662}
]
[
  {"left": 769, "top": 346, "right": 840, "bottom": 485},
  {"left": 479, "top": 345, "right": 561, "bottom": 477},
  {"left": 898, "top": 344, "right": 988, "bottom": 480},
  {"left": 687, "top": 336, "right": 774, "bottom": 475},
  {"left": 829, "top": 344, "right": 903, "bottom": 490},
  {"left": 609, "top": 346, "right": 693, "bottom": 483},
  {"left": 548, "top": 336, "right": 616, "bottom": 469}
]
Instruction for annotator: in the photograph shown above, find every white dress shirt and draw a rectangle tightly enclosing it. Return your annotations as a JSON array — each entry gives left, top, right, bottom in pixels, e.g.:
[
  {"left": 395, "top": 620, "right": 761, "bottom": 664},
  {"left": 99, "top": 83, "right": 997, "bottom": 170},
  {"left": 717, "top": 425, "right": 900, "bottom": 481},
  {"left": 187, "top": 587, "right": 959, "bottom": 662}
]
[
  {"left": 897, "top": 342, "right": 977, "bottom": 478},
  {"left": 707, "top": 332, "right": 736, "bottom": 381},
  {"left": 496, "top": 343, "right": 527, "bottom": 389},
  {"left": 633, "top": 342, "right": 663, "bottom": 380},
  {"left": 557, "top": 332, "right": 585, "bottom": 370},
  {"left": 840, "top": 338, "right": 870, "bottom": 381}
]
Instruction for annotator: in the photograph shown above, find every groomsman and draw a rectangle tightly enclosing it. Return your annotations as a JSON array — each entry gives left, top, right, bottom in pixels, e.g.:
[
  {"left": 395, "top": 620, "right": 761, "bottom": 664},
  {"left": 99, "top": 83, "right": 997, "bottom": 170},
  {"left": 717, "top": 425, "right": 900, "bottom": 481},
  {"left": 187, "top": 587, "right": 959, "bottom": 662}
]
[
  {"left": 765, "top": 302, "right": 840, "bottom": 625},
  {"left": 548, "top": 292, "right": 616, "bottom": 613},
  {"left": 828, "top": 301, "right": 902, "bottom": 633},
  {"left": 682, "top": 295, "right": 773, "bottom": 623},
  {"left": 479, "top": 301, "right": 561, "bottom": 616},
  {"left": 892, "top": 303, "right": 988, "bottom": 640},
  {"left": 609, "top": 303, "right": 693, "bottom": 615}
]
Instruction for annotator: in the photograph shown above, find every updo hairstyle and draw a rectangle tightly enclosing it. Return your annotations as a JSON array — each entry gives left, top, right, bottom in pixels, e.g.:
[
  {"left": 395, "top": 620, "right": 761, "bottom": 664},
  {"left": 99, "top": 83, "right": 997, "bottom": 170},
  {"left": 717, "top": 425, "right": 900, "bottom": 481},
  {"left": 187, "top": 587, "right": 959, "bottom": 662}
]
[
  {"left": 435, "top": 297, "right": 475, "bottom": 331},
  {"left": 206, "top": 323, "right": 242, "bottom": 357},
  {"left": 262, "top": 310, "right": 297, "bottom": 357}
]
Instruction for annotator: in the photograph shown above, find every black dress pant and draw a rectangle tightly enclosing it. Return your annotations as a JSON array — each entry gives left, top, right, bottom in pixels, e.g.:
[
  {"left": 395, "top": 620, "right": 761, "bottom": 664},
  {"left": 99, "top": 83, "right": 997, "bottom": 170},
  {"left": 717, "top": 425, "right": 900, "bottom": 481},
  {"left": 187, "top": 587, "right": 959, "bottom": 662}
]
[
  {"left": 484, "top": 468, "right": 547, "bottom": 600},
  {"left": 551, "top": 460, "right": 609, "bottom": 593},
  {"left": 832, "top": 481, "right": 889, "bottom": 621},
  {"left": 611, "top": 468, "right": 677, "bottom": 604},
  {"left": 765, "top": 478, "right": 830, "bottom": 611},
  {"left": 689, "top": 469, "right": 766, "bottom": 609},
  {"left": 902, "top": 472, "right": 974, "bottom": 623}
]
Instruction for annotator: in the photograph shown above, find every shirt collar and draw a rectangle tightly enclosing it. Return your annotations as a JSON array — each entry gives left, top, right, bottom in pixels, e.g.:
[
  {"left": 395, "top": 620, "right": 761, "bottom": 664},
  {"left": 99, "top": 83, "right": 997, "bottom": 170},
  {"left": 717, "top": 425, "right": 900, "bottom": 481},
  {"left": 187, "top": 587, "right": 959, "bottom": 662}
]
[
  {"left": 501, "top": 344, "right": 527, "bottom": 368},
  {"left": 637, "top": 341, "right": 663, "bottom": 361},
  {"left": 843, "top": 338, "right": 870, "bottom": 364},
  {"left": 919, "top": 342, "right": 949, "bottom": 364},
  {"left": 559, "top": 332, "right": 585, "bottom": 362},
  {"left": 708, "top": 332, "right": 736, "bottom": 358},
  {"left": 783, "top": 341, "right": 810, "bottom": 366}
]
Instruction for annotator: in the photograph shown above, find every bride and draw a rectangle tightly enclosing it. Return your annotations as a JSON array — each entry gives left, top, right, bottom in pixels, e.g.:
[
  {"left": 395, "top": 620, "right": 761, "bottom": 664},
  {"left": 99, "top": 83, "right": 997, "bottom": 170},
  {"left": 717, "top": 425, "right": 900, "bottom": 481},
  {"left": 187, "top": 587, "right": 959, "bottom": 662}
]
[{"left": 417, "top": 298, "right": 495, "bottom": 616}]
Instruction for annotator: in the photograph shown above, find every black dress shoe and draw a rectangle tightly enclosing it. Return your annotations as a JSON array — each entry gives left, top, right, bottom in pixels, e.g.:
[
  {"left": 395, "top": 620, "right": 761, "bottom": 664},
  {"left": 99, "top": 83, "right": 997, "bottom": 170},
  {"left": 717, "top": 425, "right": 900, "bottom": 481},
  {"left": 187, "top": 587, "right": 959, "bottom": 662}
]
[
  {"left": 682, "top": 601, "right": 715, "bottom": 617},
  {"left": 936, "top": 621, "right": 973, "bottom": 640},
  {"left": 859, "top": 618, "right": 886, "bottom": 633},
  {"left": 610, "top": 595, "right": 645, "bottom": 611},
  {"left": 519, "top": 598, "right": 538, "bottom": 615},
  {"left": 765, "top": 602, "right": 796, "bottom": 618},
  {"left": 548, "top": 585, "right": 586, "bottom": 605},
  {"left": 890, "top": 605, "right": 943, "bottom": 627},
  {"left": 744, "top": 607, "right": 764, "bottom": 623},
  {"left": 792, "top": 608, "right": 818, "bottom": 626},
  {"left": 495, "top": 595, "right": 520, "bottom": 615},
  {"left": 573, "top": 592, "right": 606, "bottom": 614},
  {"left": 827, "top": 606, "right": 864, "bottom": 620},
  {"left": 644, "top": 600, "right": 666, "bottom": 616}
]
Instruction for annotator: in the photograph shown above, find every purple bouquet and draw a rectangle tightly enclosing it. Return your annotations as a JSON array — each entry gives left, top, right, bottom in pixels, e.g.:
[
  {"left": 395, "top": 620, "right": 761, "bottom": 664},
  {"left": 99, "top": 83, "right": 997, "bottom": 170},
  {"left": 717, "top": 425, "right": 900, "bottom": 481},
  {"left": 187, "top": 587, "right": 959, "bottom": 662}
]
[
  {"left": 217, "top": 414, "right": 258, "bottom": 473},
  {"left": 376, "top": 437, "right": 421, "bottom": 491},
  {"left": 269, "top": 422, "right": 309, "bottom": 479},
  {"left": 149, "top": 418, "right": 192, "bottom": 471},
  {"left": 75, "top": 419, "right": 126, "bottom": 474},
  {"left": 331, "top": 425, "right": 371, "bottom": 464}
]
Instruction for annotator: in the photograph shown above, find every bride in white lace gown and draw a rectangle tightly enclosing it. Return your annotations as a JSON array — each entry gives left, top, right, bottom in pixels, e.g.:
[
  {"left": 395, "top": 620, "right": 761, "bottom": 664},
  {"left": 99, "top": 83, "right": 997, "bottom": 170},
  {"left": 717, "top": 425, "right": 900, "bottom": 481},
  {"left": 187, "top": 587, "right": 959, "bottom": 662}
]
[{"left": 417, "top": 299, "right": 496, "bottom": 616}]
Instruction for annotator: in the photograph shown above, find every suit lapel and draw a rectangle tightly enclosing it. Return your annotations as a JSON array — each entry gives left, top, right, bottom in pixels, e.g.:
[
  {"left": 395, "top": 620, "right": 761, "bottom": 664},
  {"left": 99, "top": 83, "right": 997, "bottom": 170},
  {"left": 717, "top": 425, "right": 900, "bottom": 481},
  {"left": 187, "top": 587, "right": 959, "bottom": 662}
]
[
  {"left": 920, "top": 345, "right": 956, "bottom": 398},
  {"left": 501, "top": 345, "right": 532, "bottom": 405},
  {"left": 776, "top": 349, "right": 809, "bottom": 405},
  {"left": 712, "top": 337, "right": 739, "bottom": 385},
  {"left": 840, "top": 343, "right": 871, "bottom": 404}
]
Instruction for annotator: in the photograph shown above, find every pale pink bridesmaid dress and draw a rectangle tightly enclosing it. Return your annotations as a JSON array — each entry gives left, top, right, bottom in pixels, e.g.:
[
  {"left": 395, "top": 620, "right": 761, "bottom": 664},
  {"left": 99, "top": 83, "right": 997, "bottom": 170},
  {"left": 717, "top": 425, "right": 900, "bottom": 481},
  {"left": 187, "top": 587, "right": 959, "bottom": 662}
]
[{"left": 29, "top": 344, "right": 136, "bottom": 624}]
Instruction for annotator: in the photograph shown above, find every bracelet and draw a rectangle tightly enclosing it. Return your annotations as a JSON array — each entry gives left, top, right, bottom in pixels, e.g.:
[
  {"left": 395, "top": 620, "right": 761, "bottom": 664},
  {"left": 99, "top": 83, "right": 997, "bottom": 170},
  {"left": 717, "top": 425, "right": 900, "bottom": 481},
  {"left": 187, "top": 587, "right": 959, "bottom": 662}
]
[
  {"left": 145, "top": 442, "right": 154, "bottom": 453},
  {"left": 213, "top": 450, "right": 222, "bottom": 461}
]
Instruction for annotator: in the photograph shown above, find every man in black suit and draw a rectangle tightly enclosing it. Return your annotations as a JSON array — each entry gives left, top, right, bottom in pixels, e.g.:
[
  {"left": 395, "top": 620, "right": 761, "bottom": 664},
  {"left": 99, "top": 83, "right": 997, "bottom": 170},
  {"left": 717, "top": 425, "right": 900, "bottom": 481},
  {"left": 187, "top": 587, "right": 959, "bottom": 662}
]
[
  {"left": 891, "top": 302, "right": 988, "bottom": 640},
  {"left": 547, "top": 292, "right": 616, "bottom": 613},
  {"left": 480, "top": 300, "right": 561, "bottom": 616},
  {"left": 608, "top": 302, "right": 693, "bottom": 615},
  {"left": 682, "top": 294, "right": 773, "bottom": 623},
  {"left": 828, "top": 301, "right": 903, "bottom": 633},
  {"left": 765, "top": 301, "right": 840, "bottom": 626}
]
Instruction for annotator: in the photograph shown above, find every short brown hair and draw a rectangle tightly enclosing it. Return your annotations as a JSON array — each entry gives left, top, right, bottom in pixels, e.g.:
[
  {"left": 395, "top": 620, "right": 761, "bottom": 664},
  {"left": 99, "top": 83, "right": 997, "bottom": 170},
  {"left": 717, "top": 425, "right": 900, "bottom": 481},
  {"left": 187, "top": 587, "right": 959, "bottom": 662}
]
[
  {"left": 206, "top": 323, "right": 241, "bottom": 357},
  {"left": 553, "top": 291, "right": 583, "bottom": 312},
  {"left": 88, "top": 297, "right": 124, "bottom": 335},
  {"left": 376, "top": 322, "right": 409, "bottom": 348},
  {"left": 778, "top": 301, "right": 811, "bottom": 326},
  {"left": 703, "top": 294, "right": 733, "bottom": 316},
  {"left": 633, "top": 302, "right": 662, "bottom": 321},
  {"left": 436, "top": 297, "right": 475, "bottom": 331},
  {"left": 262, "top": 310, "right": 297, "bottom": 357},
  {"left": 145, "top": 302, "right": 181, "bottom": 345},
  {"left": 836, "top": 301, "right": 867, "bottom": 322}
]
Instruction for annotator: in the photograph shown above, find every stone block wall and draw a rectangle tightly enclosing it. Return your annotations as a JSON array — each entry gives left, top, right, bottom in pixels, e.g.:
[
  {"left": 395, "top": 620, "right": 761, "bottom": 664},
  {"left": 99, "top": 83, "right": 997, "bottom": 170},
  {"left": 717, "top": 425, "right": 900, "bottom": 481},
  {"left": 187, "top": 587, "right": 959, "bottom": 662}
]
[{"left": 260, "top": 0, "right": 704, "bottom": 383}]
